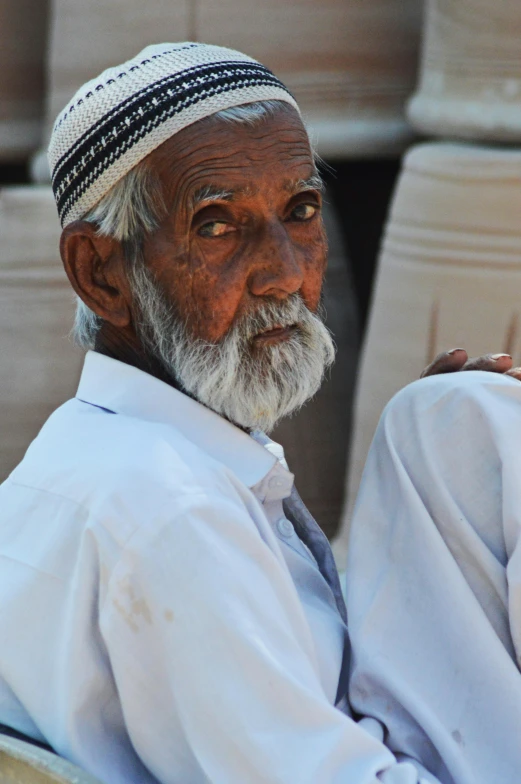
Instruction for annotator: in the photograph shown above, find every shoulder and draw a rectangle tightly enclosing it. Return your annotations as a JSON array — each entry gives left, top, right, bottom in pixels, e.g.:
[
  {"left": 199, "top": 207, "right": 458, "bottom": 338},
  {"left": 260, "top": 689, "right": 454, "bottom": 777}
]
[{"left": 9, "top": 398, "right": 252, "bottom": 544}]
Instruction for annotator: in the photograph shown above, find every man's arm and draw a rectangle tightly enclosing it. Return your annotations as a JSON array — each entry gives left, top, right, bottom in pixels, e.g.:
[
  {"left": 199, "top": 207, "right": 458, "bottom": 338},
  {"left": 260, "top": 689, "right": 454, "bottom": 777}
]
[
  {"left": 347, "top": 370, "right": 521, "bottom": 784},
  {"left": 101, "top": 492, "right": 437, "bottom": 784}
]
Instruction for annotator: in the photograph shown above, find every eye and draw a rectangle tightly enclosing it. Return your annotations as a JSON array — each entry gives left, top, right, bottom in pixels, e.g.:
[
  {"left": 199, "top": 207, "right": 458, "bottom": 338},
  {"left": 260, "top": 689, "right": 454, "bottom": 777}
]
[
  {"left": 197, "top": 221, "right": 235, "bottom": 238},
  {"left": 290, "top": 203, "right": 319, "bottom": 222}
]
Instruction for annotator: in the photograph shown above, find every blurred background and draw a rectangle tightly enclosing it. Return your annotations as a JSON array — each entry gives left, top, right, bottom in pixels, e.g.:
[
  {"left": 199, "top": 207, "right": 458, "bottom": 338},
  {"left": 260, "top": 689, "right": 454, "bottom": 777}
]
[{"left": 2, "top": 0, "right": 521, "bottom": 567}]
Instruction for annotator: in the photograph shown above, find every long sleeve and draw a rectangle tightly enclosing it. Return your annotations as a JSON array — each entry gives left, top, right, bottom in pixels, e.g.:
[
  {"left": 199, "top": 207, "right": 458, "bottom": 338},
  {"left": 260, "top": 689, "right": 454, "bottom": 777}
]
[
  {"left": 347, "top": 370, "right": 521, "bottom": 784},
  {"left": 100, "top": 492, "right": 437, "bottom": 784}
]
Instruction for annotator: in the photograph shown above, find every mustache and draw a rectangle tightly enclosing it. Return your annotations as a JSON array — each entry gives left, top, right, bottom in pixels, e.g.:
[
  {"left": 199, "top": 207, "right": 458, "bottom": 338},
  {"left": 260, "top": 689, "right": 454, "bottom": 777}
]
[{"left": 223, "top": 293, "right": 324, "bottom": 344}]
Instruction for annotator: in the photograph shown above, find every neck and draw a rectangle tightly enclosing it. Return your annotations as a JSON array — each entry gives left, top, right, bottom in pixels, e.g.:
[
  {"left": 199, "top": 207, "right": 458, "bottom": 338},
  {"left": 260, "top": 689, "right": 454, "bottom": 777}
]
[
  {"left": 94, "top": 322, "right": 181, "bottom": 390},
  {"left": 94, "top": 322, "right": 251, "bottom": 433}
]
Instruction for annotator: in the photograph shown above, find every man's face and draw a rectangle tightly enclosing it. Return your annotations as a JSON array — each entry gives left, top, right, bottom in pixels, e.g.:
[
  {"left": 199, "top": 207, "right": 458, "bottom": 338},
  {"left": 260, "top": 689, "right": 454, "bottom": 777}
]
[
  {"left": 141, "top": 105, "right": 328, "bottom": 344},
  {"left": 121, "top": 105, "right": 334, "bottom": 432}
]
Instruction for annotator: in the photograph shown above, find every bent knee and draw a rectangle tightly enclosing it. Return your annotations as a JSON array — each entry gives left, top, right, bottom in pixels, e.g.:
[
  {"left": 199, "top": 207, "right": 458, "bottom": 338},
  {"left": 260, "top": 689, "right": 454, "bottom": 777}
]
[{"left": 381, "top": 370, "right": 520, "bottom": 431}]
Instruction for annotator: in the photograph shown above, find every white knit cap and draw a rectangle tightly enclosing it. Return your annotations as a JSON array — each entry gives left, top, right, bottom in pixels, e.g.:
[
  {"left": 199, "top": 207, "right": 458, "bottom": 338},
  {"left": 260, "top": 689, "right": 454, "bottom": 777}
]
[{"left": 48, "top": 42, "right": 299, "bottom": 227}]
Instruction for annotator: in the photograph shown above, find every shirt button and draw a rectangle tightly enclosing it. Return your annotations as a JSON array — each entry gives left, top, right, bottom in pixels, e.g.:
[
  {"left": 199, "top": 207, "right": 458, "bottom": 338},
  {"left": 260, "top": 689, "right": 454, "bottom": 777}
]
[
  {"left": 269, "top": 476, "right": 285, "bottom": 489},
  {"left": 276, "top": 517, "right": 294, "bottom": 538}
]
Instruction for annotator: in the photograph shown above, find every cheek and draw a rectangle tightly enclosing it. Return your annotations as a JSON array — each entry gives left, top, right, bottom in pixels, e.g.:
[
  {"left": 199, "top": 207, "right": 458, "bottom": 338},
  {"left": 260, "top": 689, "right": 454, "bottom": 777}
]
[
  {"left": 299, "top": 232, "right": 328, "bottom": 311},
  {"left": 176, "top": 251, "right": 248, "bottom": 342},
  {"left": 143, "top": 224, "right": 246, "bottom": 342}
]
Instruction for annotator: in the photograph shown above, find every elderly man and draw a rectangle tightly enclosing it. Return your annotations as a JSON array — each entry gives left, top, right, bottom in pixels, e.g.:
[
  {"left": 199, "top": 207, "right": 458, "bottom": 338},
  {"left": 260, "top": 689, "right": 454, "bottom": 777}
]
[{"left": 0, "top": 42, "right": 516, "bottom": 784}]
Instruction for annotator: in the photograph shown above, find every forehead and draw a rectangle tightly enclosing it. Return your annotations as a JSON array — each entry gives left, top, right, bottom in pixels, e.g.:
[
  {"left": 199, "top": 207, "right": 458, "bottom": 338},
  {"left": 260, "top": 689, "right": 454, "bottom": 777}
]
[{"left": 148, "top": 106, "right": 315, "bottom": 204}]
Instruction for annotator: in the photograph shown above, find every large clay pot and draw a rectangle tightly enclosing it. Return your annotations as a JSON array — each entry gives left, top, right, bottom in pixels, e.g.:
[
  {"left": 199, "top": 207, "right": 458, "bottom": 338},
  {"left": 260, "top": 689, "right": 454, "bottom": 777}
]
[
  {"left": 0, "top": 186, "right": 84, "bottom": 480},
  {"left": 408, "top": 0, "right": 521, "bottom": 142},
  {"left": 0, "top": 0, "right": 49, "bottom": 161},
  {"left": 333, "top": 142, "right": 521, "bottom": 568},
  {"left": 32, "top": 0, "right": 421, "bottom": 180}
]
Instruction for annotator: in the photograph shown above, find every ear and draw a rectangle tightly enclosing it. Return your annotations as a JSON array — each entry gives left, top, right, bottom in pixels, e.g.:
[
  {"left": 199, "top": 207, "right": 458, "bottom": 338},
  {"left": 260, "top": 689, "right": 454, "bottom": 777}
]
[{"left": 60, "top": 221, "right": 132, "bottom": 328}]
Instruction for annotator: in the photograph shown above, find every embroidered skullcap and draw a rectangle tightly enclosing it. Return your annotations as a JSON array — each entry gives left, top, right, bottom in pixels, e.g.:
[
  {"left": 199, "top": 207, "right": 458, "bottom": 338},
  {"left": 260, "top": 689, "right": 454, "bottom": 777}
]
[{"left": 48, "top": 42, "right": 299, "bottom": 227}]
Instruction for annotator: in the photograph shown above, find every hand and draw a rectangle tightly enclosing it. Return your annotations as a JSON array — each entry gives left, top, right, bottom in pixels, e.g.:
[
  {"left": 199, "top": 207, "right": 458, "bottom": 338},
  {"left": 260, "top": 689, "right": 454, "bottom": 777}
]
[{"left": 421, "top": 348, "right": 521, "bottom": 381}]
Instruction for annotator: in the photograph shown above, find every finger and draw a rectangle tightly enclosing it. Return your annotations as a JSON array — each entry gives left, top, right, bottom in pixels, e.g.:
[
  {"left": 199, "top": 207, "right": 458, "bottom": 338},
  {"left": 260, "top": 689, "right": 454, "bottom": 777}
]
[
  {"left": 420, "top": 348, "right": 468, "bottom": 378},
  {"left": 505, "top": 367, "right": 521, "bottom": 382},
  {"left": 462, "top": 353, "right": 513, "bottom": 373}
]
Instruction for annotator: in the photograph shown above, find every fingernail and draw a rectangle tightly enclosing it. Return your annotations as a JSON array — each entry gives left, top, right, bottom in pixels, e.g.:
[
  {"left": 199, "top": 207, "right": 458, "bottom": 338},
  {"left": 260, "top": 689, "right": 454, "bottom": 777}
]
[
  {"left": 447, "top": 348, "right": 465, "bottom": 354},
  {"left": 491, "top": 353, "right": 511, "bottom": 360}
]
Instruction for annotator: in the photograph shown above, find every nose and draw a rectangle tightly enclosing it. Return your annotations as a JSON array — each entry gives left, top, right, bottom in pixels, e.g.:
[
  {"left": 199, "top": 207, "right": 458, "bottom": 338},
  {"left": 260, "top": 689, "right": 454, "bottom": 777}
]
[{"left": 247, "top": 220, "right": 304, "bottom": 299}]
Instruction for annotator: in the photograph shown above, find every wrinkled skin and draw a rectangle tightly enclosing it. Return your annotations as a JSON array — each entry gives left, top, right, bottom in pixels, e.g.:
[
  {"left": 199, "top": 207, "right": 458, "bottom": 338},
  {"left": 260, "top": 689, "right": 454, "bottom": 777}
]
[
  {"left": 59, "top": 104, "right": 521, "bottom": 389},
  {"left": 60, "top": 105, "right": 326, "bottom": 381}
]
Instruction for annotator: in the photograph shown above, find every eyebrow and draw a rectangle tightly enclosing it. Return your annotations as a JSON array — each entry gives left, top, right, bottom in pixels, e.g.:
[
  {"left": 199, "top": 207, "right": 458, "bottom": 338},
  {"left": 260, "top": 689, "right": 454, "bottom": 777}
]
[
  {"left": 190, "top": 171, "right": 324, "bottom": 210},
  {"left": 288, "top": 172, "right": 325, "bottom": 195},
  {"left": 191, "top": 185, "right": 234, "bottom": 210}
]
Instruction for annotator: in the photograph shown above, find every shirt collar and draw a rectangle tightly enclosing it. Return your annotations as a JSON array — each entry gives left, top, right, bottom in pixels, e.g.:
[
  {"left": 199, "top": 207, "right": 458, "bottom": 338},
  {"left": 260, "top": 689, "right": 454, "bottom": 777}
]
[
  {"left": 250, "top": 430, "right": 290, "bottom": 470},
  {"left": 76, "top": 351, "right": 278, "bottom": 488}
]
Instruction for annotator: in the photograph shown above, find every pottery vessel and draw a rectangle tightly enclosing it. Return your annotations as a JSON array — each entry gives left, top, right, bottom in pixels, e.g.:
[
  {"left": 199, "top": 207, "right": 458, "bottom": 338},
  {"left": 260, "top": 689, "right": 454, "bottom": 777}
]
[
  {"left": 0, "top": 186, "right": 84, "bottom": 481},
  {"left": 334, "top": 142, "right": 521, "bottom": 568},
  {"left": 408, "top": 0, "right": 521, "bottom": 141}
]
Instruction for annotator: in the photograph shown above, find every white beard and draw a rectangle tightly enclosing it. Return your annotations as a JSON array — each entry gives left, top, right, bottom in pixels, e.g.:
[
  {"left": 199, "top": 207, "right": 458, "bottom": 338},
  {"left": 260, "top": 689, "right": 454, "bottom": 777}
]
[{"left": 129, "top": 263, "right": 336, "bottom": 433}]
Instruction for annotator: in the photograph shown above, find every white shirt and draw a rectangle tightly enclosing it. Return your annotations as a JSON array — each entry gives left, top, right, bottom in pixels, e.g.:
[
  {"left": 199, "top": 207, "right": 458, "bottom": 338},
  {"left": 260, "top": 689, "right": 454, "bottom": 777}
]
[
  {"left": 347, "top": 371, "right": 521, "bottom": 784},
  {"left": 0, "top": 351, "right": 435, "bottom": 784}
]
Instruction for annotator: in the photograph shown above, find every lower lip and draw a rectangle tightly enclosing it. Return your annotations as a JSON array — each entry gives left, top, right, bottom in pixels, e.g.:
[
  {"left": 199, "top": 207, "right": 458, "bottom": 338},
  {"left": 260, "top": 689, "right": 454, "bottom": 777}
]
[{"left": 253, "top": 325, "right": 297, "bottom": 345}]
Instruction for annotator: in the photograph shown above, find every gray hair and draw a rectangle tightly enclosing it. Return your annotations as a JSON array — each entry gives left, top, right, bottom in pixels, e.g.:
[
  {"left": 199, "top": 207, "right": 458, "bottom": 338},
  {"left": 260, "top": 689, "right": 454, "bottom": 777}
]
[{"left": 74, "top": 100, "right": 310, "bottom": 349}]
